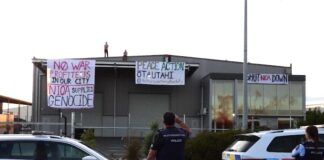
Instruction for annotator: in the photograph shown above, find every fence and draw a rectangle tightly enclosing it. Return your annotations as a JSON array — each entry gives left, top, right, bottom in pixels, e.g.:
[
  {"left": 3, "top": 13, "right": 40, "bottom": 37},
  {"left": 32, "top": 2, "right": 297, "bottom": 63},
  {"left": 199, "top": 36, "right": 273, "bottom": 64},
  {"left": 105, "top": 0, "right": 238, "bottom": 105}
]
[{"left": 1, "top": 111, "right": 236, "bottom": 140}]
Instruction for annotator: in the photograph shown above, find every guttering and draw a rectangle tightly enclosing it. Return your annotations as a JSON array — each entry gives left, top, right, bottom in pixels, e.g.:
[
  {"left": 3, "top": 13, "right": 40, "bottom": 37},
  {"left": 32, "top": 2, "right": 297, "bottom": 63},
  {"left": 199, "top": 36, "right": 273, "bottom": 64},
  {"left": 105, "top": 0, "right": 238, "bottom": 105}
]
[{"left": 32, "top": 59, "right": 200, "bottom": 70}]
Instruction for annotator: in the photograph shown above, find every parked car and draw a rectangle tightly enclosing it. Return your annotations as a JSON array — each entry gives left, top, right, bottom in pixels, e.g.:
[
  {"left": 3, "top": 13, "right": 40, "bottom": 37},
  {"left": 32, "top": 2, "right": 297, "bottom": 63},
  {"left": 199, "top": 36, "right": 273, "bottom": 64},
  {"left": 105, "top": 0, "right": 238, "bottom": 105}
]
[
  {"left": 222, "top": 128, "right": 324, "bottom": 160},
  {"left": 0, "top": 131, "right": 109, "bottom": 160}
]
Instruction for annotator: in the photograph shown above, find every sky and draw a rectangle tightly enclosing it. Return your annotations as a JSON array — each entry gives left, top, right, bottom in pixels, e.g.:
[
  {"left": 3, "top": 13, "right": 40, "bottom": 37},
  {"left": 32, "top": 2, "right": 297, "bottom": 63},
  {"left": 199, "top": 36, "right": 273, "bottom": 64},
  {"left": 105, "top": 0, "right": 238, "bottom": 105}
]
[{"left": 0, "top": 0, "right": 323, "bottom": 104}]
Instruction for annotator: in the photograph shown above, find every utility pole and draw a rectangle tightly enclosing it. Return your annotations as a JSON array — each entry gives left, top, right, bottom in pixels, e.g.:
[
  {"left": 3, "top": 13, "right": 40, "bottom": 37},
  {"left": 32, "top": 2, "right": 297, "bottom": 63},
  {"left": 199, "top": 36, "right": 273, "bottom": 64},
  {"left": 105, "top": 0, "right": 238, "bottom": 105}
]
[{"left": 242, "top": 0, "right": 248, "bottom": 130}]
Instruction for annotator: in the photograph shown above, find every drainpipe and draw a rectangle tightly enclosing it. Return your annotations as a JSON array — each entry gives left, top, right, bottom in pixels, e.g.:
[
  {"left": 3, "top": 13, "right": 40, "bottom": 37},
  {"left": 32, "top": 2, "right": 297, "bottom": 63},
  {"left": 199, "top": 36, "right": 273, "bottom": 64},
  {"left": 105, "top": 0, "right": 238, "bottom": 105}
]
[
  {"left": 200, "top": 84, "right": 204, "bottom": 131},
  {"left": 113, "top": 67, "right": 117, "bottom": 136}
]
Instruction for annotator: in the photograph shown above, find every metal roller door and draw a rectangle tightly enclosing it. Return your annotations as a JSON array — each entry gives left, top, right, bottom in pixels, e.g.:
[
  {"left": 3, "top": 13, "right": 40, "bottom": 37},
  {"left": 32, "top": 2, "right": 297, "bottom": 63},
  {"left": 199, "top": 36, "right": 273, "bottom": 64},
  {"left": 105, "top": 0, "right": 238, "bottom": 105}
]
[{"left": 129, "top": 93, "right": 169, "bottom": 137}]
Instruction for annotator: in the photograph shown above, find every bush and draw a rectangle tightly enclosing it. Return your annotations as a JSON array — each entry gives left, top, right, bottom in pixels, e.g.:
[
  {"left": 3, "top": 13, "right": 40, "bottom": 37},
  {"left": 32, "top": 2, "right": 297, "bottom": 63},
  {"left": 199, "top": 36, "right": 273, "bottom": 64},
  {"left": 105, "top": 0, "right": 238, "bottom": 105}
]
[
  {"left": 185, "top": 130, "right": 244, "bottom": 160},
  {"left": 80, "top": 129, "right": 96, "bottom": 148},
  {"left": 125, "top": 137, "right": 142, "bottom": 160},
  {"left": 143, "top": 121, "right": 159, "bottom": 155}
]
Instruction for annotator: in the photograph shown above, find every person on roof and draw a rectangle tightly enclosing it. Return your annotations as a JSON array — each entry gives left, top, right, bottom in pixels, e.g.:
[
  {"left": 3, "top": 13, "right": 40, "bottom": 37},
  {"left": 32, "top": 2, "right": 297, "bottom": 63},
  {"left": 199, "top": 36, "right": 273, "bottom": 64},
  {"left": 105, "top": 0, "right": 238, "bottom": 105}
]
[{"left": 104, "top": 42, "right": 108, "bottom": 57}]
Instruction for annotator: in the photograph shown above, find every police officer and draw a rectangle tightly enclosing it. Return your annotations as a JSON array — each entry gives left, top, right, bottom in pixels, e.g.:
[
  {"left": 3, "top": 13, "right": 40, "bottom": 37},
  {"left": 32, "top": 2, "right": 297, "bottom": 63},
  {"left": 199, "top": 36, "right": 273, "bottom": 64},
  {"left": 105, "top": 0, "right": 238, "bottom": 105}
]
[
  {"left": 292, "top": 125, "right": 324, "bottom": 160},
  {"left": 146, "top": 112, "right": 191, "bottom": 160}
]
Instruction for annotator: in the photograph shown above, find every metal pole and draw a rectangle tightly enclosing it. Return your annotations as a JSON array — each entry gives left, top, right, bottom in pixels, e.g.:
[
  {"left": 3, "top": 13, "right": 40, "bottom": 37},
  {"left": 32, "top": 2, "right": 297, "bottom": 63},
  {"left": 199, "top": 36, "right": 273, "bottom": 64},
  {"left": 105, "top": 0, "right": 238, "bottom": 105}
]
[
  {"left": 71, "top": 112, "right": 75, "bottom": 138},
  {"left": 200, "top": 85, "right": 204, "bottom": 131},
  {"left": 80, "top": 112, "right": 83, "bottom": 126},
  {"left": 6, "top": 101, "right": 9, "bottom": 133},
  {"left": 18, "top": 104, "right": 21, "bottom": 121},
  {"left": 251, "top": 116, "right": 254, "bottom": 132},
  {"left": 234, "top": 79, "right": 238, "bottom": 129},
  {"left": 289, "top": 83, "right": 291, "bottom": 128},
  {"left": 242, "top": 0, "right": 248, "bottom": 130},
  {"left": 60, "top": 112, "right": 67, "bottom": 136},
  {"left": 222, "top": 119, "right": 224, "bottom": 132},
  {"left": 128, "top": 113, "right": 131, "bottom": 141},
  {"left": 26, "top": 105, "right": 29, "bottom": 122},
  {"left": 113, "top": 68, "right": 117, "bottom": 136},
  {"left": 213, "top": 109, "right": 217, "bottom": 132}
]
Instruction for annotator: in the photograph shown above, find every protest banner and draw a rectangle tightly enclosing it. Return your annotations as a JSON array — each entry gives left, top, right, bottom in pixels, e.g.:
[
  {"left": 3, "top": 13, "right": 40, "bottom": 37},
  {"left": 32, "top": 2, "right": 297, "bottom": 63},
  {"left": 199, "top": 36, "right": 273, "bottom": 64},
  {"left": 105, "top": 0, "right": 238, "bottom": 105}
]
[
  {"left": 47, "top": 59, "right": 96, "bottom": 109},
  {"left": 247, "top": 73, "right": 288, "bottom": 84},
  {"left": 135, "top": 61, "right": 185, "bottom": 85}
]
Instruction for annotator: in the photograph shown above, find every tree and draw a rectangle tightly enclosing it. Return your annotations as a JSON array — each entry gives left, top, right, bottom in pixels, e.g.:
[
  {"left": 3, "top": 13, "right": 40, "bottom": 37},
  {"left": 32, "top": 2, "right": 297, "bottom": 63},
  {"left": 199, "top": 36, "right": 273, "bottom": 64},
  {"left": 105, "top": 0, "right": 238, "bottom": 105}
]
[{"left": 298, "top": 108, "right": 324, "bottom": 127}]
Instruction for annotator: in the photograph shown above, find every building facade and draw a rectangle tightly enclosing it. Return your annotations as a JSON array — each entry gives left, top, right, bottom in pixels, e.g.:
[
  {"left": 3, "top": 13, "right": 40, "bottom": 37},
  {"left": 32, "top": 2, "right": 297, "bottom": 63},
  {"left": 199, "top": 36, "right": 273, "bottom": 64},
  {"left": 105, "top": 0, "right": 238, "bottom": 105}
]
[{"left": 32, "top": 55, "right": 305, "bottom": 137}]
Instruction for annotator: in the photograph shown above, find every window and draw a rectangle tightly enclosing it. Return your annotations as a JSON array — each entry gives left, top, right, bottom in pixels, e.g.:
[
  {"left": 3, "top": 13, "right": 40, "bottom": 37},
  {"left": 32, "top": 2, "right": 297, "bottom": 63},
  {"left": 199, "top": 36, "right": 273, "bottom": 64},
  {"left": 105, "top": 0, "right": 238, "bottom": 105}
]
[
  {"left": 249, "top": 84, "right": 263, "bottom": 114},
  {"left": 277, "top": 84, "right": 289, "bottom": 115},
  {"left": 0, "top": 141, "right": 37, "bottom": 159},
  {"left": 290, "top": 82, "right": 303, "bottom": 115},
  {"left": 57, "top": 142, "right": 89, "bottom": 159},
  {"left": 0, "top": 140, "right": 90, "bottom": 160},
  {"left": 225, "top": 135, "right": 260, "bottom": 152},
  {"left": 267, "top": 135, "right": 304, "bottom": 152},
  {"left": 263, "top": 85, "right": 277, "bottom": 114},
  {"left": 0, "top": 141, "right": 13, "bottom": 158},
  {"left": 267, "top": 134, "right": 324, "bottom": 153},
  {"left": 11, "top": 141, "right": 36, "bottom": 158},
  {"left": 211, "top": 80, "right": 234, "bottom": 129}
]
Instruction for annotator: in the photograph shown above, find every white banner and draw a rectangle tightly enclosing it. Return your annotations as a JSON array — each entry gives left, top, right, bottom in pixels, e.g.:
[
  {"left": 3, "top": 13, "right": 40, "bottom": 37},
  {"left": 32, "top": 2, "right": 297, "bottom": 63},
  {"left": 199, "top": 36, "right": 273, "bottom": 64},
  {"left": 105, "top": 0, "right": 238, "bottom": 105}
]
[
  {"left": 135, "top": 61, "right": 185, "bottom": 85},
  {"left": 47, "top": 59, "right": 96, "bottom": 109},
  {"left": 247, "top": 73, "right": 288, "bottom": 84}
]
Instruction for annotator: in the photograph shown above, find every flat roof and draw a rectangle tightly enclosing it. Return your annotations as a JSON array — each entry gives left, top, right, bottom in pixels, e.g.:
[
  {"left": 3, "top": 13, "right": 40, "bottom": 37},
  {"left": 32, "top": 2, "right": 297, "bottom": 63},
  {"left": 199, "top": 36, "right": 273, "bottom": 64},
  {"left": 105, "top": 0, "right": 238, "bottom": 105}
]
[
  {"left": 0, "top": 95, "right": 32, "bottom": 105},
  {"left": 32, "top": 57, "right": 200, "bottom": 76}
]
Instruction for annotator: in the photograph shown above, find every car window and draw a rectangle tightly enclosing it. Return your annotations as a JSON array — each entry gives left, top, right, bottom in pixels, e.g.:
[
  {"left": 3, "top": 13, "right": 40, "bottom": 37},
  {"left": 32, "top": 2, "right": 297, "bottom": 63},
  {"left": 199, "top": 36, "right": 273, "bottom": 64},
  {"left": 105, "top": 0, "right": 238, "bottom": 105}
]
[
  {"left": 319, "top": 134, "right": 324, "bottom": 142},
  {"left": 225, "top": 135, "right": 260, "bottom": 152},
  {"left": 56, "top": 142, "right": 89, "bottom": 159},
  {"left": 0, "top": 141, "right": 13, "bottom": 158},
  {"left": 0, "top": 140, "right": 90, "bottom": 160},
  {"left": 267, "top": 134, "right": 324, "bottom": 153},
  {"left": 267, "top": 135, "right": 304, "bottom": 152},
  {"left": 12, "top": 142, "right": 36, "bottom": 157},
  {"left": 0, "top": 141, "right": 37, "bottom": 159}
]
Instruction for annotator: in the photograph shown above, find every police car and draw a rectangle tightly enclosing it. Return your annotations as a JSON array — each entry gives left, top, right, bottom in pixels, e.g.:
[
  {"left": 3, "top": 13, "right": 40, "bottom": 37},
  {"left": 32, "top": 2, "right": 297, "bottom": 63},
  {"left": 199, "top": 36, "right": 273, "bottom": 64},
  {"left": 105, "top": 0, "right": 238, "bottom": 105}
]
[
  {"left": 0, "top": 131, "right": 109, "bottom": 160},
  {"left": 222, "top": 128, "right": 324, "bottom": 160}
]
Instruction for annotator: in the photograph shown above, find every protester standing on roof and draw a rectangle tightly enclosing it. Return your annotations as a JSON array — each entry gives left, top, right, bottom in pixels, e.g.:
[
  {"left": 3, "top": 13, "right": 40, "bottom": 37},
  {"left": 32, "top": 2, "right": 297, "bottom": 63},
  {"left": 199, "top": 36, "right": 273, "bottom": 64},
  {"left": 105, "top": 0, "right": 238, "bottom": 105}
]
[{"left": 104, "top": 42, "right": 108, "bottom": 57}]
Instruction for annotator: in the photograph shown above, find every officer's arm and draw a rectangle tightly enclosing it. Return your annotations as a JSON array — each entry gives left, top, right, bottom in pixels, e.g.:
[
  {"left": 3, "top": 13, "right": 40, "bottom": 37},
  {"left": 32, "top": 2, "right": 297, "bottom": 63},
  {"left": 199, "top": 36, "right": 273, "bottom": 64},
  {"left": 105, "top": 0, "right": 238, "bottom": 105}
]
[
  {"left": 146, "top": 149, "right": 157, "bottom": 160},
  {"left": 175, "top": 115, "right": 191, "bottom": 134},
  {"left": 146, "top": 131, "right": 162, "bottom": 160},
  {"left": 292, "top": 144, "right": 305, "bottom": 158}
]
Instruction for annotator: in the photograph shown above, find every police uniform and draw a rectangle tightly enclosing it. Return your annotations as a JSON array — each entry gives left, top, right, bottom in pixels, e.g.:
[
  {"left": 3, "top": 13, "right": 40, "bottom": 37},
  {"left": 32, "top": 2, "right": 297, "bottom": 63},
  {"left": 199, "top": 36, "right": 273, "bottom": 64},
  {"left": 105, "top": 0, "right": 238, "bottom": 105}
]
[
  {"left": 292, "top": 141, "right": 324, "bottom": 160},
  {"left": 150, "top": 126, "right": 190, "bottom": 160}
]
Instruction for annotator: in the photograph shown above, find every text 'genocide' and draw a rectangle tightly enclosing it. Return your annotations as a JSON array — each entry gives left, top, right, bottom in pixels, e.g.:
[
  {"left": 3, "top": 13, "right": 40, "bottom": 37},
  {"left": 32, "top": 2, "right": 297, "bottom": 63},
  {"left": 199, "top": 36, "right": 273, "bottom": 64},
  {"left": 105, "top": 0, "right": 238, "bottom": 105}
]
[{"left": 48, "top": 94, "right": 93, "bottom": 107}]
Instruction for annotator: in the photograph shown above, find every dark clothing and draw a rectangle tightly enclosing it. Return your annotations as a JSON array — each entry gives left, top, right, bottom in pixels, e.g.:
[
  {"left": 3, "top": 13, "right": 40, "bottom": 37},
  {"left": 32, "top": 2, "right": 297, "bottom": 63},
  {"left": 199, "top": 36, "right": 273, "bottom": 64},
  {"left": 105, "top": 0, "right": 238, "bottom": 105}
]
[
  {"left": 292, "top": 141, "right": 324, "bottom": 160},
  {"left": 303, "top": 141, "right": 324, "bottom": 160},
  {"left": 104, "top": 49, "right": 108, "bottom": 57},
  {"left": 151, "top": 127, "right": 189, "bottom": 160},
  {"left": 104, "top": 43, "right": 108, "bottom": 57}
]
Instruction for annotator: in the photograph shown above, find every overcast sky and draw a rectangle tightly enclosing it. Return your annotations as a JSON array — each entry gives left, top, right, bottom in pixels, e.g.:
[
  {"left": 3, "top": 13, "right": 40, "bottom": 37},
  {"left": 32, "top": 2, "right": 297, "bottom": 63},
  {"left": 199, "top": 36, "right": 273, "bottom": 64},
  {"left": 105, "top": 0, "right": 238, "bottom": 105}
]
[{"left": 0, "top": 0, "right": 323, "bottom": 104}]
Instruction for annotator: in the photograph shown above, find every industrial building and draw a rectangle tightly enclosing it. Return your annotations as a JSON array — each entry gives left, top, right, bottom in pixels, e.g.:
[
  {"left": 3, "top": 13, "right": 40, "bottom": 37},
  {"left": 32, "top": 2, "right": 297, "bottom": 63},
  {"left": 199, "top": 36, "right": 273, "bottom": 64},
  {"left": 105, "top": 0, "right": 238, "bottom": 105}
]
[
  {"left": 0, "top": 95, "right": 32, "bottom": 134},
  {"left": 32, "top": 55, "right": 305, "bottom": 137}
]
